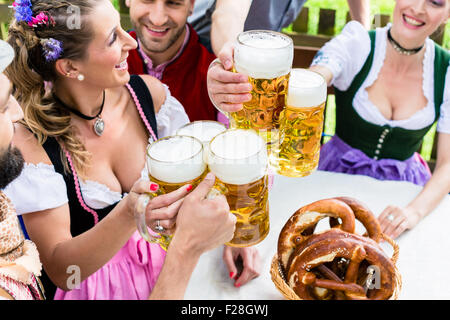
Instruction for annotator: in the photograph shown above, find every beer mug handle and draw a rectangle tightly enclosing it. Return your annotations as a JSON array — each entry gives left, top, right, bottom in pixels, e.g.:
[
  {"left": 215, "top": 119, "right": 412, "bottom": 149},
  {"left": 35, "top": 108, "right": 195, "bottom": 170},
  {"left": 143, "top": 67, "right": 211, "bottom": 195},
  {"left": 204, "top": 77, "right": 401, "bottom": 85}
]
[
  {"left": 134, "top": 193, "right": 163, "bottom": 244},
  {"left": 207, "top": 58, "right": 231, "bottom": 119}
]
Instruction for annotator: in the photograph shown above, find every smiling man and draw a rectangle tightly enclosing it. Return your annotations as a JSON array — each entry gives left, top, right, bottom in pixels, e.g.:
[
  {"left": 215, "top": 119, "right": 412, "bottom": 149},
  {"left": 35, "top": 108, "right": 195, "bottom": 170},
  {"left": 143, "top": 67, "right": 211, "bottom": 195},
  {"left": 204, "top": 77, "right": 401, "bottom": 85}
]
[{"left": 126, "top": 0, "right": 217, "bottom": 122}]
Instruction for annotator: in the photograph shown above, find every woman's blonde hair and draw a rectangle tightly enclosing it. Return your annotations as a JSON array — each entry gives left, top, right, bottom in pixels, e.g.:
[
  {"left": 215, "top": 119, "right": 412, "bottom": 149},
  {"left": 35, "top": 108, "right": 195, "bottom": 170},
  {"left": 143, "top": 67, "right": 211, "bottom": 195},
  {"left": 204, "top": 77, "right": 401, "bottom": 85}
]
[{"left": 5, "top": 0, "right": 98, "bottom": 176}]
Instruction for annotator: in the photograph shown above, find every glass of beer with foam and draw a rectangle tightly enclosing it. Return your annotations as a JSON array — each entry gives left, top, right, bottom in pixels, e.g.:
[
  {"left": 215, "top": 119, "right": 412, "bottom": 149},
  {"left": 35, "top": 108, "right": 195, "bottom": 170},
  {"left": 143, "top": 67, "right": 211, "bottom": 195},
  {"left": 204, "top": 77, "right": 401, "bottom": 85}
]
[
  {"left": 135, "top": 135, "right": 207, "bottom": 250},
  {"left": 176, "top": 120, "right": 227, "bottom": 164},
  {"left": 269, "top": 68, "right": 327, "bottom": 177},
  {"left": 207, "top": 129, "right": 269, "bottom": 247},
  {"left": 229, "top": 30, "right": 293, "bottom": 146}
]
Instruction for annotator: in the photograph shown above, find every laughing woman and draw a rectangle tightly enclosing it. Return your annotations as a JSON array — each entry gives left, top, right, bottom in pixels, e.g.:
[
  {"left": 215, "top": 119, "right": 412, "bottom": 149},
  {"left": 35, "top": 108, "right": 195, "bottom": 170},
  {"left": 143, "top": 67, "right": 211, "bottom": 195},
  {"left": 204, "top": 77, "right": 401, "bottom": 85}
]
[
  {"left": 308, "top": 0, "right": 450, "bottom": 239},
  {"left": 3, "top": 0, "right": 237, "bottom": 300}
]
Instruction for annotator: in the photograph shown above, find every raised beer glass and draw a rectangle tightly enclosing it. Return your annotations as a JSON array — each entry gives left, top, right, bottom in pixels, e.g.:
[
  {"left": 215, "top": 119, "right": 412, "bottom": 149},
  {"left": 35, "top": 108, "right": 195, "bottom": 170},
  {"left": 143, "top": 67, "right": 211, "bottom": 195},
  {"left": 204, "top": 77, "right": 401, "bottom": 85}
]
[
  {"left": 176, "top": 120, "right": 227, "bottom": 164},
  {"left": 269, "top": 68, "right": 327, "bottom": 177},
  {"left": 207, "top": 129, "right": 269, "bottom": 247},
  {"left": 135, "top": 135, "right": 207, "bottom": 250},
  {"left": 230, "top": 30, "right": 293, "bottom": 146}
]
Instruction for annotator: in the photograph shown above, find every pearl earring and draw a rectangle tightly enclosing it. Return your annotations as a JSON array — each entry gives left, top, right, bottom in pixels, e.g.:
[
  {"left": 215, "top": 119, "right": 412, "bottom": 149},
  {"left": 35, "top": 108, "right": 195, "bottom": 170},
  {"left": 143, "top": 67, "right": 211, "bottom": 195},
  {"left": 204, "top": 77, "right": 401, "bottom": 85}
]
[{"left": 77, "top": 74, "right": 85, "bottom": 81}]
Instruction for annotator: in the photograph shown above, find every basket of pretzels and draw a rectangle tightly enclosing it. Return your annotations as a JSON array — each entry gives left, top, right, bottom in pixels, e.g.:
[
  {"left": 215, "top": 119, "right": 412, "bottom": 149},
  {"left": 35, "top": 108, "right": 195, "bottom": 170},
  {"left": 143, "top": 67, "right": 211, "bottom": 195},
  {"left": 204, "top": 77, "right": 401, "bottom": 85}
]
[{"left": 270, "top": 196, "right": 401, "bottom": 300}]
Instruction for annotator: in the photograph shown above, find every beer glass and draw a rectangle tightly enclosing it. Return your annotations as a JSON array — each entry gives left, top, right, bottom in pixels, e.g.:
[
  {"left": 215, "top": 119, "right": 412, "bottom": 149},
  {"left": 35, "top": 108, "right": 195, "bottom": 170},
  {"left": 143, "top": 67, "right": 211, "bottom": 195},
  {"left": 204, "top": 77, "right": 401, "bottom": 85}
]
[
  {"left": 176, "top": 120, "right": 227, "bottom": 164},
  {"left": 269, "top": 68, "right": 327, "bottom": 177},
  {"left": 207, "top": 129, "right": 269, "bottom": 247},
  {"left": 135, "top": 135, "right": 207, "bottom": 250},
  {"left": 229, "top": 30, "right": 293, "bottom": 146}
]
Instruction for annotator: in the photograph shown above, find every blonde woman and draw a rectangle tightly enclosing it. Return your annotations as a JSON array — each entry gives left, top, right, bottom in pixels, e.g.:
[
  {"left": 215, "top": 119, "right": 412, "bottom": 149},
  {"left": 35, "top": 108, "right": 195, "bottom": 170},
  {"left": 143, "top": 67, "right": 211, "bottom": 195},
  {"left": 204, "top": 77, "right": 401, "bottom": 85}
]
[{"left": 4, "top": 0, "right": 239, "bottom": 300}]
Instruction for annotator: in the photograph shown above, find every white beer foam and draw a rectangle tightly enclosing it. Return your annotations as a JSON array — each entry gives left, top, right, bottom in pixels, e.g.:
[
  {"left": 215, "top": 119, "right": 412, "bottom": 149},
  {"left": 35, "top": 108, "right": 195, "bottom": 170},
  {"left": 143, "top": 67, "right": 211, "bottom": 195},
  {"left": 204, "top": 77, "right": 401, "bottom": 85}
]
[
  {"left": 148, "top": 137, "right": 206, "bottom": 183},
  {"left": 287, "top": 68, "right": 327, "bottom": 108},
  {"left": 234, "top": 31, "right": 293, "bottom": 79},
  {"left": 177, "top": 121, "right": 226, "bottom": 143},
  {"left": 209, "top": 130, "right": 268, "bottom": 185}
]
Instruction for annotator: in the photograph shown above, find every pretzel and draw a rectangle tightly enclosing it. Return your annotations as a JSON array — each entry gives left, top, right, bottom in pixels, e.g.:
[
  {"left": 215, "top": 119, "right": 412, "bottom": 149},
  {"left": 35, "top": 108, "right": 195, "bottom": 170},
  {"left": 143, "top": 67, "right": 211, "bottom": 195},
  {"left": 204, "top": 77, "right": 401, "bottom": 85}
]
[
  {"left": 329, "top": 197, "right": 382, "bottom": 242},
  {"left": 277, "top": 199, "right": 356, "bottom": 271},
  {"left": 284, "top": 228, "right": 380, "bottom": 275},
  {"left": 287, "top": 234, "right": 396, "bottom": 300}
]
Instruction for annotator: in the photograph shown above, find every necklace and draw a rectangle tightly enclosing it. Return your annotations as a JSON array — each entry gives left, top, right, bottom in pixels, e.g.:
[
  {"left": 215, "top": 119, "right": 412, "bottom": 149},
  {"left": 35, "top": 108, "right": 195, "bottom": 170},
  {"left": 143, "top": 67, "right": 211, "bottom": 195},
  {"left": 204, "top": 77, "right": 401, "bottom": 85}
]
[
  {"left": 53, "top": 90, "right": 106, "bottom": 136},
  {"left": 387, "top": 28, "right": 424, "bottom": 56}
]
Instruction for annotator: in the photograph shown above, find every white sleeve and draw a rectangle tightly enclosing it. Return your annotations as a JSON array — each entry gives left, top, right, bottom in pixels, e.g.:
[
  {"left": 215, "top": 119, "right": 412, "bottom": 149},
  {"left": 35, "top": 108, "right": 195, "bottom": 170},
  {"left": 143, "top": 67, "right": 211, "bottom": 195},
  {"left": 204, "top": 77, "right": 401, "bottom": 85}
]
[
  {"left": 436, "top": 63, "right": 450, "bottom": 134},
  {"left": 310, "top": 21, "right": 371, "bottom": 91},
  {"left": 3, "top": 163, "right": 68, "bottom": 215},
  {"left": 156, "top": 84, "right": 190, "bottom": 138}
]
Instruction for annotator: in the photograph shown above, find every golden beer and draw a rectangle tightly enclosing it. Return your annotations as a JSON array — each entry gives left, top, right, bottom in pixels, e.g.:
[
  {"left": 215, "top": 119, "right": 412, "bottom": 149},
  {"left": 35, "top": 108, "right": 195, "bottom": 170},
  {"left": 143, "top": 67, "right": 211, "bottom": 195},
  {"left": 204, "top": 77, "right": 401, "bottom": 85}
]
[
  {"left": 208, "top": 129, "right": 269, "bottom": 247},
  {"left": 230, "top": 30, "right": 293, "bottom": 145},
  {"left": 137, "top": 135, "right": 207, "bottom": 250},
  {"left": 269, "top": 69, "right": 327, "bottom": 177}
]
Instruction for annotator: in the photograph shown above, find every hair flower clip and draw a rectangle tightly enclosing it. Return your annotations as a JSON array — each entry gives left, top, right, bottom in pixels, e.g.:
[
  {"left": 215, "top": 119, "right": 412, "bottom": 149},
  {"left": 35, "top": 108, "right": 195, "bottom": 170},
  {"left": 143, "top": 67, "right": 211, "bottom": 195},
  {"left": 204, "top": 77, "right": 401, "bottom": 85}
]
[
  {"left": 40, "top": 38, "right": 63, "bottom": 62},
  {"left": 12, "top": 0, "right": 33, "bottom": 23},
  {"left": 28, "top": 11, "right": 56, "bottom": 28}
]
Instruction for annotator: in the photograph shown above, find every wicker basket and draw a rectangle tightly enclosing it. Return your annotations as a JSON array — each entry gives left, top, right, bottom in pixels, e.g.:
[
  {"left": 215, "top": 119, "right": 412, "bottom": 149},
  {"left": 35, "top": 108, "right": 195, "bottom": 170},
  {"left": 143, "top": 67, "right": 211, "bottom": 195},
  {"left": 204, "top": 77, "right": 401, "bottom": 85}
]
[{"left": 270, "top": 233, "right": 402, "bottom": 300}]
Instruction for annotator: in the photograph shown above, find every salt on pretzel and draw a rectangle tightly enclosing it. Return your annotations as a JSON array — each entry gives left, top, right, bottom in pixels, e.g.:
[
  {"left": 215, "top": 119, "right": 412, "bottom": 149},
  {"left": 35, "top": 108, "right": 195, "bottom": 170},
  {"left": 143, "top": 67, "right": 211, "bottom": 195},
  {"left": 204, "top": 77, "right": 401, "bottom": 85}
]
[
  {"left": 277, "top": 198, "right": 356, "bottom": 272},
  {"left": 329, "top": 197, "right": 382, "bottom": 242},
  {"left": 287, "top": 233, "right": 396, "bottom": 300}
]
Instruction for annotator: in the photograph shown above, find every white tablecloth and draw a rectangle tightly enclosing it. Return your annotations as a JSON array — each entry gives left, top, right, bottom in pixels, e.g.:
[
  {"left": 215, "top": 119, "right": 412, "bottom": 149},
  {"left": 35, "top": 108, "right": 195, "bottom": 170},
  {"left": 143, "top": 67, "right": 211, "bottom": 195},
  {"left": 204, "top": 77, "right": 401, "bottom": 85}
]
[{"left": 184, "top": 170, "right": 450, "bottom": 300}]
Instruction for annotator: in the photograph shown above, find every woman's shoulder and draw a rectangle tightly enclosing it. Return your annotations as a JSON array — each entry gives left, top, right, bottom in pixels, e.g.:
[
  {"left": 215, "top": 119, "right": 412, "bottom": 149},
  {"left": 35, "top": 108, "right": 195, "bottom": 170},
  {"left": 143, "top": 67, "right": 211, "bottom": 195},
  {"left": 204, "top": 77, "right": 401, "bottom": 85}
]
[
  {"left": 340, "top": 21, "right": 371, "bottom": 41},
  {"left": 12, "top": 124, "right": 52, "bottom": 166},
  {"left": 132, "top": 74, "right": 166, "bottom": 114}
]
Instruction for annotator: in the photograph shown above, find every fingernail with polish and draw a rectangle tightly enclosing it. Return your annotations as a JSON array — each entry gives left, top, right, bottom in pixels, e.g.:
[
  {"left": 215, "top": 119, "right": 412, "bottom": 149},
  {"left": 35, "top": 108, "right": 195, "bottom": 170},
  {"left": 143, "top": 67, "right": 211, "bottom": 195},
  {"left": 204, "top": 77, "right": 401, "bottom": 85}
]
[
  {"left": 234, "top": 282, "right": 241, "bottom": 288},
  {"left": 229, "top": 272, "right": 234, "bottom": 279},
  {"left": 186, "top": 184, "right": 193, "bottom": 192},
  {"left": 150, "top": 183, "right": 159, "bottom": 192}
]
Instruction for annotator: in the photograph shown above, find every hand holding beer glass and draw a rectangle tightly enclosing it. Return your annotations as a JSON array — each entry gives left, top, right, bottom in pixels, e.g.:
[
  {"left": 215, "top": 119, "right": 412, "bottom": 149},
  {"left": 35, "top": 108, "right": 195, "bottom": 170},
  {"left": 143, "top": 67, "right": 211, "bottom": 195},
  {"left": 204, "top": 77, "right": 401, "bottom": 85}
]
[
  {"left": 269, "top": 68, "right": 327, "bottom": 177},
  {"left": 135, "top": 135, "right": 207, "bottom": 251},
  {"left": 207, "top": 129, "right": 270, "bottom": 247},
  {"left": 211, "top": 30, "right": 294, "bottom": 146}
]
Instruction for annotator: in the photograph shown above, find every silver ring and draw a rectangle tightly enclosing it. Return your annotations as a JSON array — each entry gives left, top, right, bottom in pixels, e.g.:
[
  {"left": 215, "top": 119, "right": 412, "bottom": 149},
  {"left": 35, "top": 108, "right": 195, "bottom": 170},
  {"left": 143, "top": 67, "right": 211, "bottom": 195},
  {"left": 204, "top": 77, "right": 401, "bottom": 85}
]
[
  {"left": 155, "top": 220, "right": 165, "bottom": 232},
  {"left": 387, "top": 214, "right": 395, "bottom": 222}
]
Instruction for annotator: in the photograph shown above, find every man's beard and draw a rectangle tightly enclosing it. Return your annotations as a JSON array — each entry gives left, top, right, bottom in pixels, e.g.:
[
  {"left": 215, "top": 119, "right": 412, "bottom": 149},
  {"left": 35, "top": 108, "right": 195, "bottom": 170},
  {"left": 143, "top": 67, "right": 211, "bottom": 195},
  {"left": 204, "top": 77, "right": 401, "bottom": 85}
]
[
  {"left": 135, "top": 20, "right": 186, "bottom": 54},
  {"left": 0, "top": 145, "right": 24, "bottom": 190}
]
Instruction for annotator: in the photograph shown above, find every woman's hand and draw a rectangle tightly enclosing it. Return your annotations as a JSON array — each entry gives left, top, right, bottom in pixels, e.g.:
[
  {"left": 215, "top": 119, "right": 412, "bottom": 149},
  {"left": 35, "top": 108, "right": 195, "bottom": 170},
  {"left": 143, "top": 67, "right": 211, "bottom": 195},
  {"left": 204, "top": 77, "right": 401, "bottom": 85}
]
[
  {"left": 223, "top": 246, "right": 261, "bottom": 287},
  {"left": 126, "top": 180, "right": 192, "bottom": 234},
  {"left": 207, "top": 41, "right": 252, "bottom": 113},
  {"left": 378, "top": 205, "right": 422, "bottom": 239}
]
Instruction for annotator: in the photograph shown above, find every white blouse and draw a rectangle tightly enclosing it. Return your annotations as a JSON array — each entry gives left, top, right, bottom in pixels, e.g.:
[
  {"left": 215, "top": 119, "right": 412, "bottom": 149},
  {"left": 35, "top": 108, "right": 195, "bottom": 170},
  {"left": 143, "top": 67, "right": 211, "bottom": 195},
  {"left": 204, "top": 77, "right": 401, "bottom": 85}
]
[
  {"left": 310, "top": 21, "right": 450, "bottom": 134},
  {"left": 4, "top": 85, "right": 189, "bottom": 214}
]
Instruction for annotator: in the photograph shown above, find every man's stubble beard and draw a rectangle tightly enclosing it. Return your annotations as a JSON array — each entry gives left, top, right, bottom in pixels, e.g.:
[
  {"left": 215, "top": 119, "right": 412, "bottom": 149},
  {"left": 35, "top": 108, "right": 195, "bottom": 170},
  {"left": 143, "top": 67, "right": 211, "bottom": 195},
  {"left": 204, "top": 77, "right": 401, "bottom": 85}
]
[
  {"left": 0, "top": 145, "right": 24, "bottom": 190},
  {"left": 134, "top": 19, "right": 187, "bottom": 54}
]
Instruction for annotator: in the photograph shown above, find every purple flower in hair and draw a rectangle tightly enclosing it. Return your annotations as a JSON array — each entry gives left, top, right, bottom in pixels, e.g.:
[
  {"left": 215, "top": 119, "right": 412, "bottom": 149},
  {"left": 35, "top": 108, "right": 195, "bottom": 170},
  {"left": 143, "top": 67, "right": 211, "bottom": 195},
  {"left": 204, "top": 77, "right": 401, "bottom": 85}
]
[
  {"left": 12, "top": 0, "right": 33, "bottom": 23},
  {"left": 40, "top": 38, "right": 63, "bottom": 62}
]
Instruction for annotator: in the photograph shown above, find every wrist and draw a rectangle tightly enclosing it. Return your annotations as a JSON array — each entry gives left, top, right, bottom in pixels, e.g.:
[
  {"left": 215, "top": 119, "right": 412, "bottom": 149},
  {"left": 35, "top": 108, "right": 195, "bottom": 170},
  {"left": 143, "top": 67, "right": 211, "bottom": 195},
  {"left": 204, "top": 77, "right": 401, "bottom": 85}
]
[
  {"left": 169, "top": 234, "right": 202, "bottom": 262},
  {"left": 405, "top": 205, "right": 425, "bottom": 220},
  {"left": 114, "top": 197, "right": 138, "bottom": 233}
]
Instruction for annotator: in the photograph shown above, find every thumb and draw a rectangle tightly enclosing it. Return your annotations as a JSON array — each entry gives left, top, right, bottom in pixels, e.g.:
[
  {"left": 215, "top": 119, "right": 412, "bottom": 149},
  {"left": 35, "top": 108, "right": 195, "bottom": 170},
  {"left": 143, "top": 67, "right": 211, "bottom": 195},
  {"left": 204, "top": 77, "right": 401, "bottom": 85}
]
[
  {"left": 188, "top": 172, "right": 216, "bottom": 200},
  {"left": 218, "top": 41, "right": 235, "bottom": 70}
]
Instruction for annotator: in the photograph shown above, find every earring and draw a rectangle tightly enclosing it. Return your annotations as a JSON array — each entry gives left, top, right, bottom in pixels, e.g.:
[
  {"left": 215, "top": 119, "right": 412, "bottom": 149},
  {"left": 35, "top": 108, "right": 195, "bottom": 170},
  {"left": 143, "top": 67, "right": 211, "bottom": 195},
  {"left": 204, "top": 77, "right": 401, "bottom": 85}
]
[{"left": 77, "top": 74, "right": 85, "bottom": 81}]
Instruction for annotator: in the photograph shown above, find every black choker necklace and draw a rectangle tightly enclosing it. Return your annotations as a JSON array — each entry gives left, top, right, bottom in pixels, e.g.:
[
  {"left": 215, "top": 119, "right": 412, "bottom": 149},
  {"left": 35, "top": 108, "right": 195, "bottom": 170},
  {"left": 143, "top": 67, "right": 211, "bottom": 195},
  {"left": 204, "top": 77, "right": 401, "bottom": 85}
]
[
  {"left": 53, "top": 91, "right": 106, "bottom": 136},
  {"left": 387, "top": 28, "right": 424, "bottom": 56}
]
